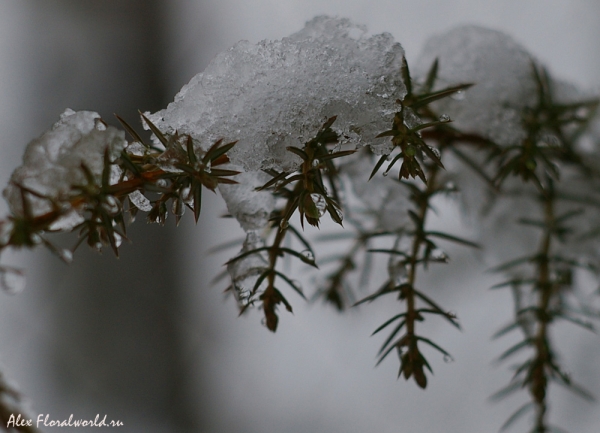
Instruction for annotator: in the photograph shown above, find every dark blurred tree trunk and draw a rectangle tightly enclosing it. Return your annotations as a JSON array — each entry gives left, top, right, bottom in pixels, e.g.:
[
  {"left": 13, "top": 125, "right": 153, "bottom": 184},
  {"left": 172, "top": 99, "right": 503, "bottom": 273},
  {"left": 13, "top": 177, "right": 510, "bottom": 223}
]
[{"left": 17, "top": 1, "right": 202, "bottom": 431}]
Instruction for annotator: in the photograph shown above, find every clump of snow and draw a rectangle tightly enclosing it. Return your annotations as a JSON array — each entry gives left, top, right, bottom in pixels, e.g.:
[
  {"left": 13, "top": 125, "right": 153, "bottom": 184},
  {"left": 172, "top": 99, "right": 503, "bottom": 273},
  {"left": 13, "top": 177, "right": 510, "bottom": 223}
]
[
  {"left": 3, "top": 109, "right": 126, "bottom": 228},
  {"left": 414, "top": 25, "right": 538, "bottom": 147},
  {"left": 146, "top": 15, "right": 407, "bottom": 173},
  {"left": 218, "top": 169, "right": 275, "bottom": 232},
  {"left": 227, "top": 230, "right": 268, "bottom": 307}
]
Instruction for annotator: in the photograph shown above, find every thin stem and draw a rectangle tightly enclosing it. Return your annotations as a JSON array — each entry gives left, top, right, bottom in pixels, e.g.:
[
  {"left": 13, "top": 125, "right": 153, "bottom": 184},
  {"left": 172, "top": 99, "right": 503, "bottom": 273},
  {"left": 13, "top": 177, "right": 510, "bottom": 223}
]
[
  {"left": 25, "top": 166, "right": 167, "bottom": 224},
  {"left": 531, "top": 187, "right": 554, "bottom": 432},
  {"left": 265, "top": 206, "right": 294, "bottom": 296},
  {"left": 408, "top": 158, "right": 440, "bottom": 313}
]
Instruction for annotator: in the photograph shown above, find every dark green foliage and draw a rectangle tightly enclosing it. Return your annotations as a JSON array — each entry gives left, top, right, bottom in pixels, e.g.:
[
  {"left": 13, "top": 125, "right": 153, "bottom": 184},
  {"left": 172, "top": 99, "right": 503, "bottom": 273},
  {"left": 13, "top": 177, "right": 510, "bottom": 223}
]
[
  {"left": 354, "top": 164, "right": 474, "bottom": 388},
  {"left": 226, "top": 117, "right": 350, "bottom": 331},
  {"left": 0, "top": 113, "right": 239, "bottom": 262},
  {"left": 370, "top": 57, "right": 472, "bottom": 182},
  {"left": 491, "top": 63, "right": 599, "bottom": 190},
  {"left": 486, "top": 67, "right": 600, "bottom": 432}
]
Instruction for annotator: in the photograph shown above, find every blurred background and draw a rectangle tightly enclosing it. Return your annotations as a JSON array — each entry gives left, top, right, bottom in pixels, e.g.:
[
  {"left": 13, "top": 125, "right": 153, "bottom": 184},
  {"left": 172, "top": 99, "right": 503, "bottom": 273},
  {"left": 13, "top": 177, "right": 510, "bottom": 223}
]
[{"left": 0, "top": 1, "right": 599, "bottom": 432}]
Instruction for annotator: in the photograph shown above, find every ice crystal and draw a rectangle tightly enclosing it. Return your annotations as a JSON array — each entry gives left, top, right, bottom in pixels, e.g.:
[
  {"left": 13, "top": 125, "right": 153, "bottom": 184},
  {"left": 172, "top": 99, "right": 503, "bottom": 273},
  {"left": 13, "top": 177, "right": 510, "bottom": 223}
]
[
  {"left": 310, "top": 193, "right": 327, "bottom": 217},
  {"left": 128, "top": 190, "right": 153, "bottom": 212},
  {"left": 227, "top": 230, "right": 268, "bottom": 306},
  {"left": 48, "top": 208, "right": 85, "bottom": 231},
  {"left": 146, "top": 16, "right": 407, "bottom": 173},
  {"left": 3, "top": 109, "right": 126, "bottom": 228},
  {"left": 218, "top": 169, "right": 275, "bottom": 232},
  {"left": 125, "top": 141, "right": 146, "bottom": 157}
]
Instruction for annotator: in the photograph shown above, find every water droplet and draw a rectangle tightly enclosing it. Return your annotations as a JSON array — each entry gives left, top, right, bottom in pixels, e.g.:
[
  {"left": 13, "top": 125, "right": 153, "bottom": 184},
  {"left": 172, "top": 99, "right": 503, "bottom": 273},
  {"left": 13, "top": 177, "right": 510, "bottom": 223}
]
[
  {"left": 576, "top": 107, "right": 589, "bottom": 118},
  {"left": 431, "top": 248, "right": 449, "bottom": 262},
  {"left": 279, "top": 219, "right": 289, "bottom": 230},
  {"left": 451, "top": 90, "right": 465, "bottom": 101},
  {"left": 443, "top": 354, "right": 454, "bottom": 363},
  {"left": 59, "top": 249, "right": 74, "bottom": 264},
  {"left": 94, "top": 242, "right": 103, "bottom": 252},
  {"left": 312, "top": 159, "right": 320, "bottom": 168},
  {"left": 300, "top": 249, "right": 314, "bottom": 262},
  {"left": 310, "top": 193, "right": 327, "bottom": 217},
  {"left": 439, "top": 114, "right": 450, "bottom": 122},
  {"left": 113, "top": 233, "right": 123, "bottom": 249},
  {"left": 30, "top": 234, "right": 42, "bottom": 245},
  {"left": 427, "top": 146, "right": 441, "bottom": 160},
  {"left": 444, "top": 181, "right": 456, "bottom": 191},
  {"left": 156, "top": 179, "right": 168, "bottom": 188},
  {"left": 382, "top": 171, "right": 389, "bottom": 177},
  {"left": 181, "top": 186, "right": 193, "bottom": 205},
  {"left": 102, "top": 195, "right": 120, "bottom": 216},
  {"left": 0, "top": 267, "right": 26, "bottom": 294},
  {"left": 171, "top": 198, "right": 185, "bottom": 216},
  {"left": 389, "top": 259, "right": 408, "bottom": 285},
  {"left": 106, "top": 195, "right": 118, "bottom": 207}
]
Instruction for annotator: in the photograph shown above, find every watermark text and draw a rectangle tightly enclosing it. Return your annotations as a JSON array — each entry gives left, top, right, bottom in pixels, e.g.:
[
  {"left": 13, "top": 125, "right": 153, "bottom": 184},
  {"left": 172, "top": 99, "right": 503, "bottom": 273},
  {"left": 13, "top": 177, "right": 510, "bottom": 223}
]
[{"left": 6, "top": 413, "right": 124, "bottom": 428}]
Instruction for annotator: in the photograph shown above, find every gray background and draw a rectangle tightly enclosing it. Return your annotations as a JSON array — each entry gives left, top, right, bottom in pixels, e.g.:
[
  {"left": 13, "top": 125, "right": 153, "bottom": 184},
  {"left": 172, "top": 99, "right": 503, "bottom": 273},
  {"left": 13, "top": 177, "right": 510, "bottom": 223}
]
[{"left": 0, "top": 1, "right": 599, "bottom": 432}]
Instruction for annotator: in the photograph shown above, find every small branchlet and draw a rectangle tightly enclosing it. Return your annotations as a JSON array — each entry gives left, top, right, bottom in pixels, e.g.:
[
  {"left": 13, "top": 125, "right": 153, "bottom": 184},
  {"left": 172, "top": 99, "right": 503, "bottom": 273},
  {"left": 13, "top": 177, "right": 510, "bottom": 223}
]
[
  {"left": 0, "top": 113, "right": 239, "bottom": 287},
  {"left": 370, "top": 57, "right": 472, "bottom": 183},
  {"left": 492, "top": 63, "right": 599, "bottom": 191},
  {"left": 349, "top": 58, "right": 479, "bottom": 388},
  {"left": 489, "top": 66, "right": 600, "bottom": 433},
  {"left": 226, "top": 117, "right": 354, "bottom": 331},
  {"left": 135, "top": 113, "right": 239, "bottom": 226},
  {"left": 491, "top": 180, "right": 599, "bottom": 433},
  {"left": 356, "top": 151, "right": 478, "bottom": 388}
]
